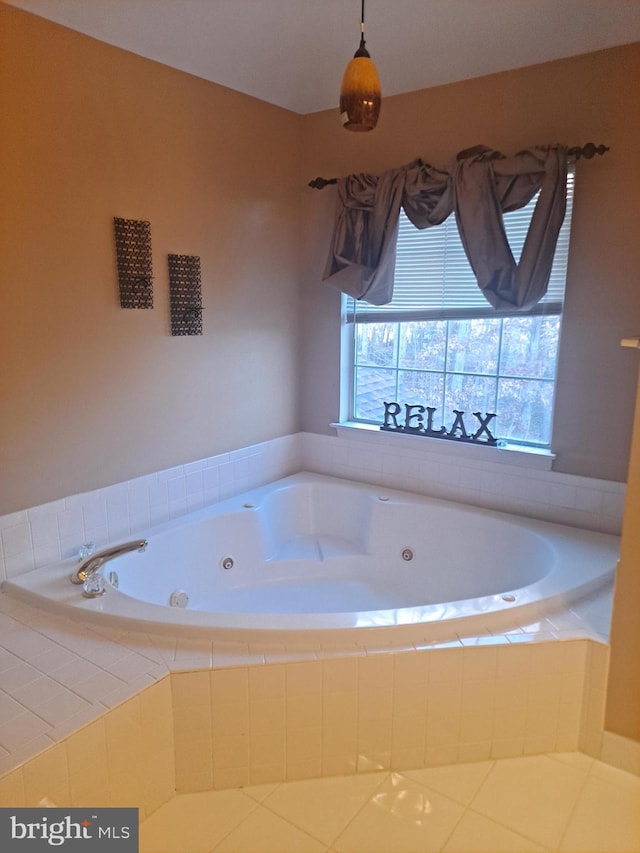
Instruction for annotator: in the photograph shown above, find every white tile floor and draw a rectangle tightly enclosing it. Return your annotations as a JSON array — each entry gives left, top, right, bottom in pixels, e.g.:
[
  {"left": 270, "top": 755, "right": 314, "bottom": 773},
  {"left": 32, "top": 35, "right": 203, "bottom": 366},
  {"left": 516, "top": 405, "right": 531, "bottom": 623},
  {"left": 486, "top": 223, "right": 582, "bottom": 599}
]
[{"left": 140, "top": 752, "right": 640, "bottom": 853}]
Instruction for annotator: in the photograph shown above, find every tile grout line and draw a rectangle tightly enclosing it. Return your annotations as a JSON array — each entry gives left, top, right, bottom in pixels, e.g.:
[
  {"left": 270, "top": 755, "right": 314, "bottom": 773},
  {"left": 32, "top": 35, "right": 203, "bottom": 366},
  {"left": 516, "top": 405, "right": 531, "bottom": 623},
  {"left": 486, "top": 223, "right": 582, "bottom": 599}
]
[
  {"left": 206, "top": 788, "right": 317, "bottom": 853},
  {"left": 203, "top": 789, "right": 264, "bottom": 853},
  {"left": 423, "top": 781, "right": 469, "bottom": 853},
  {"left": 308, "top": 769, "right": 392, "bottom": 850},
  {"left": 464, "top": 801, "right": 556, "bottom": 852},
  {"left": 464, "top": 755, "right": 589, "bottom": 852},
  {"left": 554, "top": 758, "right": 596, "bottom": 853},
  {"left": 425, "top": 759, "right": 498, "bottom": 852}
]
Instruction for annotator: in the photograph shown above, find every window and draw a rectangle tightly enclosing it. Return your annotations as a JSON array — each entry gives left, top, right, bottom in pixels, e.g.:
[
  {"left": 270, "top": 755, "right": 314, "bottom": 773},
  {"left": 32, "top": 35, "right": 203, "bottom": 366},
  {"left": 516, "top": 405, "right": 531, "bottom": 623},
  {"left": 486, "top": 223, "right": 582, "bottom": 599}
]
[{"left": 344, "top": 168, "right": 575, "bottom": 448}]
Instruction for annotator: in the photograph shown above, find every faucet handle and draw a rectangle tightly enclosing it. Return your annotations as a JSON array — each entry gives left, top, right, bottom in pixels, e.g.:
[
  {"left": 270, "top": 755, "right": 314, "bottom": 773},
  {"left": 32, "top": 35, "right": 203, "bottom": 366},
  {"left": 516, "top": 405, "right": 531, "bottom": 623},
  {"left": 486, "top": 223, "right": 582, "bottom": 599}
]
[
  {"left": 82, "top": 571, "right": 106, "bottom": 599},
  {"left": 77, "top": 542, "right": 96, "bottom": 561}
]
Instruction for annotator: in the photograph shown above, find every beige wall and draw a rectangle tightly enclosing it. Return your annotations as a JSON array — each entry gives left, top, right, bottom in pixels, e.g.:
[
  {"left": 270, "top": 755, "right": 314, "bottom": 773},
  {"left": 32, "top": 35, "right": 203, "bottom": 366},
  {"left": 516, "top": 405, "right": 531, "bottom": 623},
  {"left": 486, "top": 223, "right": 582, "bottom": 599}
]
[
  {"left": 0, "top": 5, "right": 302, "bottom": 514},
  {"left": 0, "top": 2, "right": 638, "bottom": 749},
  {"left": 299, "top": 44, "right": 640, "bottom": 484},
  {"left": 3, "top": 7, "right": 638, "bottom": 510},
  {"left": 607, "top": 372, "right": 640, "bottom": 742}
]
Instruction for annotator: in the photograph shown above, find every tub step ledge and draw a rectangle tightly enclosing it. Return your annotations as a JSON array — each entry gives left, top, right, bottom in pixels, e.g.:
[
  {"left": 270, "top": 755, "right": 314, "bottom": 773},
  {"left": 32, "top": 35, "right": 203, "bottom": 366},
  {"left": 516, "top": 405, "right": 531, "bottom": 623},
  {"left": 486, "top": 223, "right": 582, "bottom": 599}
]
[{"left": 267, "top": 534, "right": 365, "bottom": 563}]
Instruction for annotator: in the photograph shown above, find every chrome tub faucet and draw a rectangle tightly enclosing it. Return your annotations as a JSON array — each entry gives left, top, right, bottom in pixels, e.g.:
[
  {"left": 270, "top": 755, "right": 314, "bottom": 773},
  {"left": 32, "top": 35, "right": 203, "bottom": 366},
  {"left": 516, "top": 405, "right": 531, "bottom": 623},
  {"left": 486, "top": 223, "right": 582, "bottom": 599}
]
[{"left": 70, "top": 539, "right": 148, "bottom": 597}]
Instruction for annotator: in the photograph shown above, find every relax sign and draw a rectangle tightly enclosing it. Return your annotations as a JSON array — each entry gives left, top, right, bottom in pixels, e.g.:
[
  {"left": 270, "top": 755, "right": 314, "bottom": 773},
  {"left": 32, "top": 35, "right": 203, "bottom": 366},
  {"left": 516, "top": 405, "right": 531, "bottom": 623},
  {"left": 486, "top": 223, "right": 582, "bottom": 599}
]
[{"left": 381, "top": 402, "right": 498, "bottom": 446}]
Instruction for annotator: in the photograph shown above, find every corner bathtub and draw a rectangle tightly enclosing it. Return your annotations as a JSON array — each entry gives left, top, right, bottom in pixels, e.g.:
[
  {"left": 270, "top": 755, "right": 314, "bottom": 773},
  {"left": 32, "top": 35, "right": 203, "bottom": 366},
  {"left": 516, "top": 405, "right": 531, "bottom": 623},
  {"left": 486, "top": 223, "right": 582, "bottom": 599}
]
[{"left": 4, "top": 473, "right": 619, "bottom": 645}]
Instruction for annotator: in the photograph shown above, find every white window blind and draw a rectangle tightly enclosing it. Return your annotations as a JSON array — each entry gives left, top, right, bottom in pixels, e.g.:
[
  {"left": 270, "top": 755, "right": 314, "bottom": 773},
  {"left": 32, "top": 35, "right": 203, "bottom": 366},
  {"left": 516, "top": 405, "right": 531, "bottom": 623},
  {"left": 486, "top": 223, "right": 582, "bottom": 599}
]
[{"left": 347, "top": 167, "right": 575, "bottom": 323}]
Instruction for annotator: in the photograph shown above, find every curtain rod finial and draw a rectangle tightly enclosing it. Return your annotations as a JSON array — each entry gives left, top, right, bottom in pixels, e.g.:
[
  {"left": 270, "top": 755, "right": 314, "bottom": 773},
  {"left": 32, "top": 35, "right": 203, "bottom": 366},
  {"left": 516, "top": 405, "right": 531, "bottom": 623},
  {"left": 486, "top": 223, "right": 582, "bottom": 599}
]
[
  {"left": 568, "top": 143, "right": 609, "bottom": 160},
  {"left": 308, "top": 177, "right": 338, "bottom": 190}
]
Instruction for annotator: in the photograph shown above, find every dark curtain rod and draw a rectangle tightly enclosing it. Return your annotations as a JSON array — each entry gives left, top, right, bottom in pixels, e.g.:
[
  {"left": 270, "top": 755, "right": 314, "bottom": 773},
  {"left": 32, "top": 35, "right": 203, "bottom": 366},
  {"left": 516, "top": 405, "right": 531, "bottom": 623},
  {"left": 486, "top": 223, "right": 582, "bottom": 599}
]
[{"left": 307, "top": 142, "right": 609, "bottom": 189}]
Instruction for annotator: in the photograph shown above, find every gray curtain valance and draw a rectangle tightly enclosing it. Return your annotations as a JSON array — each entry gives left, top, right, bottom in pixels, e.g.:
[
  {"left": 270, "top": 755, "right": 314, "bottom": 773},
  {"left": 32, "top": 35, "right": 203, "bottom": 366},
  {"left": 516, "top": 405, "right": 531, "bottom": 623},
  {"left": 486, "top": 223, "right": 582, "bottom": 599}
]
[{"left": 323, "top": 144, "right": 568, "bottom": 310}]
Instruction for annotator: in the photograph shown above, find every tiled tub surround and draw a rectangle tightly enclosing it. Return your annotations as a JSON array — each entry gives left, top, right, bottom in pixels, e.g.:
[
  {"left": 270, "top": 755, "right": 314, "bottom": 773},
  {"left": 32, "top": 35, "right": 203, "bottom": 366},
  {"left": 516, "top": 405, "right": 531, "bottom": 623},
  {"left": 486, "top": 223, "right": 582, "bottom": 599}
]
[
  {"left": 0, "top": 434, "right": 302, "bottom": 585},
  {"left": 167, "top": 637, "right": 595, "bottom": 791},
  {"left": 1, "top": 586, "right": 640, "bottom": 847},
  {"left": 0, "top": 430, "right": 637, "bottom": 824},
  {"left": 304, "top": 429, "right": 627, "bottom": 535},
  {"left": 0, "top": 674, "right": 175, "bottom": 820},
  {"left": 4, "top": 474, "right": 619, "bottom": 650},
  {"left": 0, "top": 589, "right": 636, "bottom": 815},
  {"left": 0, "top": 581, "right": 616, "bottom": 779},
  {"left": 0, "top": 431, "right": 626, "bottom": 587}
]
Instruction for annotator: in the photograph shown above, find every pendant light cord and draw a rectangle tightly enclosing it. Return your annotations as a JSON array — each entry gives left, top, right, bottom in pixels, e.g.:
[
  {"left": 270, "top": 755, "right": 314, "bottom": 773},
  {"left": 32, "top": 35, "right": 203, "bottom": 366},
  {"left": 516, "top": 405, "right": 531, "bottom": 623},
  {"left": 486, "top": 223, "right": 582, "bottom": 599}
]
[{"left": 359, "top": 0, "right": 367, "bottom": 52}]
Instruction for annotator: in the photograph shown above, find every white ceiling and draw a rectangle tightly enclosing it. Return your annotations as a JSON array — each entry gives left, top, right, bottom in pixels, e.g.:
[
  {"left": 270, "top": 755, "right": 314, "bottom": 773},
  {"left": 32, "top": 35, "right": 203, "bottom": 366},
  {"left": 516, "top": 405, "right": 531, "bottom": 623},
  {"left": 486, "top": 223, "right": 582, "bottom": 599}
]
[{"left": 6, "top": 0, "right": 640, "bottom": 114}]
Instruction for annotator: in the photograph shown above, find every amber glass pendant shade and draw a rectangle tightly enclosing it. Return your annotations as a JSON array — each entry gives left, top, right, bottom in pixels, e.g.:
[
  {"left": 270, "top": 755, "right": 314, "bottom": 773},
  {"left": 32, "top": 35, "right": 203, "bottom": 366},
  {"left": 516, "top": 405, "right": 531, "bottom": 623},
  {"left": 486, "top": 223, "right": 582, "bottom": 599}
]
[
  {"left": 339, "top": 42, "right": 381, "bottom": 132},
  {"left": 339, "top": 1, "right": 381, "bottom": 132}
]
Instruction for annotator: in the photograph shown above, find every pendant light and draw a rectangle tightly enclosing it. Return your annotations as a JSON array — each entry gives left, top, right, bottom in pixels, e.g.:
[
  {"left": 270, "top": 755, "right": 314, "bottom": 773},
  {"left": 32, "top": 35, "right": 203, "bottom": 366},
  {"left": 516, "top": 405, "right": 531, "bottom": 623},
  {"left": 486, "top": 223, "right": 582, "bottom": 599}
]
[{"left": 339, "top": 0, "right": 381, "bottom": 132}]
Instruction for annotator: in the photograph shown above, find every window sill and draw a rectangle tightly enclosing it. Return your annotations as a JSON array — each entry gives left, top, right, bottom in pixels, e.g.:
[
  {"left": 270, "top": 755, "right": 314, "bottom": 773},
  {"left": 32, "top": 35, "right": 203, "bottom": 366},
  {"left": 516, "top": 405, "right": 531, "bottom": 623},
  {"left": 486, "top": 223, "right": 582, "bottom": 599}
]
[{"left": 330, "top": 422, "right": 556, "bottom": 471}]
